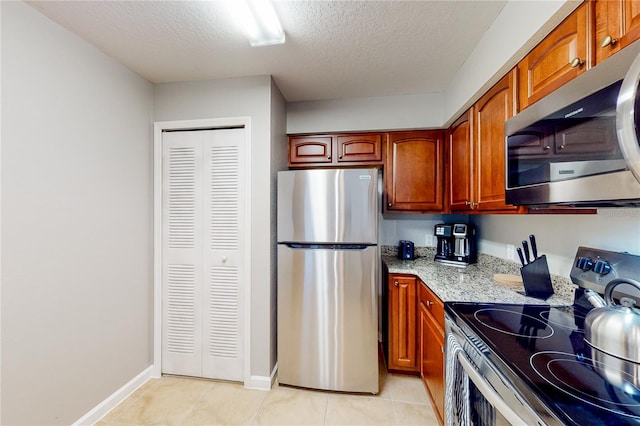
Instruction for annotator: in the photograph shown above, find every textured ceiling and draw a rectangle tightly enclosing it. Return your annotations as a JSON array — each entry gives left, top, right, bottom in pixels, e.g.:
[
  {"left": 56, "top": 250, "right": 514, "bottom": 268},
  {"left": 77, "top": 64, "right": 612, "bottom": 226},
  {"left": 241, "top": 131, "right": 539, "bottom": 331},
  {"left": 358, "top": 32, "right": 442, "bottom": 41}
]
[{"left": 27, "top": 0, "right": 507, "bottom": 102}]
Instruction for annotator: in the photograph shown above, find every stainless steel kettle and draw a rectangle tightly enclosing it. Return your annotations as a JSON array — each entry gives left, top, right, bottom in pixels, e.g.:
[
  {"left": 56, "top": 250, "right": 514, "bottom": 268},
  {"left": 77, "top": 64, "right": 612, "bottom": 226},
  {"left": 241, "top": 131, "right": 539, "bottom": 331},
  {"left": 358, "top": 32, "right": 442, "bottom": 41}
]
[{"left": 584, "top": 278, "right": 640, "bottom": 363}]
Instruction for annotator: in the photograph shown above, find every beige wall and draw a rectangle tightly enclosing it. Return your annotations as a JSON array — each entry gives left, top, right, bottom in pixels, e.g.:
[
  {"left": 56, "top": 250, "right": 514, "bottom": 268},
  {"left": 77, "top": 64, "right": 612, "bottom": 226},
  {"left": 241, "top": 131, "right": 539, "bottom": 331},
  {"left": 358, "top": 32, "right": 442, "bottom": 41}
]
[{"left": 1, "top": 2, "right": 154, "bottom": 424}]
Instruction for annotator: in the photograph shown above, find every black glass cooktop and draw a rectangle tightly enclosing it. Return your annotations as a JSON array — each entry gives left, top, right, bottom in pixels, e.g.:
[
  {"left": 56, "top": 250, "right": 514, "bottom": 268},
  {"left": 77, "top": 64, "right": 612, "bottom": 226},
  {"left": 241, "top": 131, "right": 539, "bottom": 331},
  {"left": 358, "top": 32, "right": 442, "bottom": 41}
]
[{"left": 446, "top": 302, "right": 640, "bottom": 425}]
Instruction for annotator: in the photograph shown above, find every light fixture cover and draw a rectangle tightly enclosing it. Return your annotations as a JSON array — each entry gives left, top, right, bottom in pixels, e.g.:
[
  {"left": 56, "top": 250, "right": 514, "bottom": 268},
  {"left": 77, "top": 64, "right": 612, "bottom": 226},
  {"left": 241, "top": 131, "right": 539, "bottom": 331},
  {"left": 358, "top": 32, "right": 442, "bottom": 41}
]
[{"left": 233, "top": 0, "right": 285, "bottom": 47}]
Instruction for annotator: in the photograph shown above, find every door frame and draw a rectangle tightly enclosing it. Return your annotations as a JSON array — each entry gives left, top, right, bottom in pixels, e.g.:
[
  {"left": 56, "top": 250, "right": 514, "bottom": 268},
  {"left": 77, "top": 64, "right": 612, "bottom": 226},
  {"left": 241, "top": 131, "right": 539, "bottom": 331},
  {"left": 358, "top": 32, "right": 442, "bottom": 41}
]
[{"left": 152, "top": 117, "right": 252, "bottom": 386}]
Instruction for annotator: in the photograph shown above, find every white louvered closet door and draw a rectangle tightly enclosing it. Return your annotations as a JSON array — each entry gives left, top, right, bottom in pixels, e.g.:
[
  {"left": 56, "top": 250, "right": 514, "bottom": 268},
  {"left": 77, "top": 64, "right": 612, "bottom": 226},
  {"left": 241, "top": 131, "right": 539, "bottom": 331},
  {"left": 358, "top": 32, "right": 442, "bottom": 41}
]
[{"left": 161, "top": 128, "right": 244, "bottom": 382}]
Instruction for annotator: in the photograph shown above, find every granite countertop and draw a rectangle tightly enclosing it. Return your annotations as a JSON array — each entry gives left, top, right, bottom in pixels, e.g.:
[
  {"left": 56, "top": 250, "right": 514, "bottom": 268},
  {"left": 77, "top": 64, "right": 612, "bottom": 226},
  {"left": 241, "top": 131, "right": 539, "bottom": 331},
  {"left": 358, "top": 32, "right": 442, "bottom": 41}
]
[{"left": 382, "top": 246, "right": 575, "bottom": 306}]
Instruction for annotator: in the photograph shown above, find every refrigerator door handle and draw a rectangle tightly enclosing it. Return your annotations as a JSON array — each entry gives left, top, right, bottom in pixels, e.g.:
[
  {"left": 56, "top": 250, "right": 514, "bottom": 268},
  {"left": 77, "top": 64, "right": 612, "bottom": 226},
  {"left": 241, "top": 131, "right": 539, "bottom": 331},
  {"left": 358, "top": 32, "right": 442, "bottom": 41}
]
[{"left": 283, "top": 243, "right": 372, "bottom": 250}]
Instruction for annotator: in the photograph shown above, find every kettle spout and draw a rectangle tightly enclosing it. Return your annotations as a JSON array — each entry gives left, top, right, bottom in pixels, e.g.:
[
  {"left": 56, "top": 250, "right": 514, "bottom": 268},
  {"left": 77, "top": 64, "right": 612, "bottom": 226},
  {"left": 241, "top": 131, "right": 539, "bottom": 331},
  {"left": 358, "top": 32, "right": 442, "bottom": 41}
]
[{"left": 584, "top": 289, "right": 607, "bottom": 308}]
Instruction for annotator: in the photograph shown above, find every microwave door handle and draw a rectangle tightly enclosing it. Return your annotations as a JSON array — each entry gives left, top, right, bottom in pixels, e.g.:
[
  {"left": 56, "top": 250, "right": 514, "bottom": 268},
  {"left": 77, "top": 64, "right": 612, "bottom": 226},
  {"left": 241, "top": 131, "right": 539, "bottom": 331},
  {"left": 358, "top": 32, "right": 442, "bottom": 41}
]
[
  {"left": 617, "top": 50, "right": 640, "bottom": 185},
  {"left": 456, "top": 352, "right": 528, "bottom": 426}
]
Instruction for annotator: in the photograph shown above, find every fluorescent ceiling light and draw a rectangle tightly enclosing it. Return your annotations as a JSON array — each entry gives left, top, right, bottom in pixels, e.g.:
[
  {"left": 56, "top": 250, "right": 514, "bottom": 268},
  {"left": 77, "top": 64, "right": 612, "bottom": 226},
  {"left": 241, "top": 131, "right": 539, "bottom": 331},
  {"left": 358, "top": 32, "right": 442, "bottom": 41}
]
[{"left": 230, "top": 0, "right": 285, "bottom": 47}]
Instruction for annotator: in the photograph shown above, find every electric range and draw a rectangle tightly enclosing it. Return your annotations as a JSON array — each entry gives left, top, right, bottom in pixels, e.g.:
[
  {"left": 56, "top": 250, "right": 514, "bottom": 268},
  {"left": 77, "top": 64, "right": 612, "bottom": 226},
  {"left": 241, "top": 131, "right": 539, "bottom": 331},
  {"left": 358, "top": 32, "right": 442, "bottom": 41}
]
[{"left": 445, "top": 247, "right": 640, "bottom": 425}]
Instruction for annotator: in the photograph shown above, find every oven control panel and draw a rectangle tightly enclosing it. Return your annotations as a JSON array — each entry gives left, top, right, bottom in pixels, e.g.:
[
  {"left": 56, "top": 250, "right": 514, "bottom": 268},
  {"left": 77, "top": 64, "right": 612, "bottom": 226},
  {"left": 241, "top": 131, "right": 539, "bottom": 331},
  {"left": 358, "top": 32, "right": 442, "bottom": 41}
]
[{"left": 571, "top": 246, "right": 640, "bottom": 297}]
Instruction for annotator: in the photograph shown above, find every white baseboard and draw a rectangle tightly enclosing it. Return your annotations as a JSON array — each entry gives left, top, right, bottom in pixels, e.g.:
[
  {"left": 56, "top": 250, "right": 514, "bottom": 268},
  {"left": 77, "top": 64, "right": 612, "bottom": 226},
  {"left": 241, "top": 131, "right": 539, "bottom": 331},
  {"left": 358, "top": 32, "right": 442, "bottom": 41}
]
[
  {"left": 245, "top": 363, "right": 277, "bottom": 390},
  {"left": 72, "top": 366, "right": 153, "bottom": 426}
]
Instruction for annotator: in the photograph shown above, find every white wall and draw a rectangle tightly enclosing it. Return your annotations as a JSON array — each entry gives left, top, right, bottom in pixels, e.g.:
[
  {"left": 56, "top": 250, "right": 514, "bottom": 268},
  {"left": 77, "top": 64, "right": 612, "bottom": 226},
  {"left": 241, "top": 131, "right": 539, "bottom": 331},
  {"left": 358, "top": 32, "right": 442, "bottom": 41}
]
[
  {"left": 380, "top": 215, "right": 461, "bottom": 247},
  {"left": 380, "top": 209, "right": 640, "bottom": 279},
  {"left": 269, "top": 79, "right": 288, "bottom": 371},
  {"left": 287, "top": 92, "right": 443, "bottom": 134},
  {"left": 154, "top": 75, "right": 278, "bottom": 380},
  {"left": 471, "top": 210, "right": 640, "bottom": 277},
  {"left": 1, "top": 2, "right": 154, "bottom": 425}
]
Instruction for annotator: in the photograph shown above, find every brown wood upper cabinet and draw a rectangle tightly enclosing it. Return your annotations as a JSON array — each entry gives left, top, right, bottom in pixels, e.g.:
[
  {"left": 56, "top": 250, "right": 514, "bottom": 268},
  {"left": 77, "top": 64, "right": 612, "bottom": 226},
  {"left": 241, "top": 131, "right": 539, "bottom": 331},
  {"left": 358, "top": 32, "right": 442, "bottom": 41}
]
[
  {"left": 518, "top": 2, "right": 593, "bottom": 110},
  {"left": 448, "top": 111, "right": 474, "bottom": 212},
  {"left": 288, "top": 133, "right": 382, "bottom": 167},
  {"left": 448, "top": 71, "right": 520, "bottom": 213},
  {"left": 384, "top": 130, "right": 444, "bottom": 213},
  {"left": 387, "top": 274, "right": 419, "bottom": 373},
  {"left": 595, "top": 0, "right": 640, "bottom": 64}
]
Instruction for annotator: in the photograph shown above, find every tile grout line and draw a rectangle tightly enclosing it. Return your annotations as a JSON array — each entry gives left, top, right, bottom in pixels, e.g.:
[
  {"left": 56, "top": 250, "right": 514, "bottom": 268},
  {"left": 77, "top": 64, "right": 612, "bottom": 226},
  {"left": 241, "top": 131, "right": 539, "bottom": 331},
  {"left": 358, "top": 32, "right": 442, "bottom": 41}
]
[
  {"left": 98, "top": 378, "right": 156, "bottom": 425},
  {"left": 249, "top": 385, "right": 271, "bottom": 425},
  {"left": 391, "top": 399, "right": 399, "bottom": 426},
  {"left": 175, "top": 379, "right": 218, "bottom": 426},
  {"left": 321, "top": 391, "right": 329, "bottom": 425}
]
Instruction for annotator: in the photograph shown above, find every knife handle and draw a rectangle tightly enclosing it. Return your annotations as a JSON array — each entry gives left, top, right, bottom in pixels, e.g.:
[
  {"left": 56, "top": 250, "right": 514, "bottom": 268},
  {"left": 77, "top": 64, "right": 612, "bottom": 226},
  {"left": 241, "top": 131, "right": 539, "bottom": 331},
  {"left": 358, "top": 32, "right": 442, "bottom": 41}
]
[
  {"left": 522, "top": 240, "right": 531, "bottom": 263},
  {"left": 517, "top": 247, "right": 526, "bottom": 266},
  {"left": 529, "top": 234, "right": 538, "bottom": 259}
]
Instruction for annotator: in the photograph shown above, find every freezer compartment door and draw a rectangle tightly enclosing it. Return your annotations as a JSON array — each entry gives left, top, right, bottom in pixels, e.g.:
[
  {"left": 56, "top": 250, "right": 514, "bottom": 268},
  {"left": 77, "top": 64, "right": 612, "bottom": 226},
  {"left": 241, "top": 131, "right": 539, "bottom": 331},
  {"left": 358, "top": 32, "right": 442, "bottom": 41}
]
[
  {"left": 277, "top": 168, "right": 378, "bottom": 243},
  {"left": 277, "top": 244, "right": 379, "bottom": 393}
]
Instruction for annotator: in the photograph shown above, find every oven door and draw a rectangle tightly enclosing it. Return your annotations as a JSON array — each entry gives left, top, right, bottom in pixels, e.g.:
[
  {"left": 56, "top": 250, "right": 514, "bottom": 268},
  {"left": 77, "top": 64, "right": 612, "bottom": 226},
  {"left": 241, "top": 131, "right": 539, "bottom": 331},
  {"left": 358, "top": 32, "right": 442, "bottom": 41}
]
[
  {"left": 455, "top": 350, "right": 525, "bottom": 425},
  {"left": 445, "top": 318, "right": 549, "bottom": 426}
]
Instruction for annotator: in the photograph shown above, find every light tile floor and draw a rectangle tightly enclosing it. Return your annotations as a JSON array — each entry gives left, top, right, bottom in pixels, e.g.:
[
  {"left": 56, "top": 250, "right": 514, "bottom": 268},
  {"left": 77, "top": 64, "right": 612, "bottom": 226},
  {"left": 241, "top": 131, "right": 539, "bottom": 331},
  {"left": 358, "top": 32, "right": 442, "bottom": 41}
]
[{"left": 96, "top": 361, "right": 440, "bottom": 425}]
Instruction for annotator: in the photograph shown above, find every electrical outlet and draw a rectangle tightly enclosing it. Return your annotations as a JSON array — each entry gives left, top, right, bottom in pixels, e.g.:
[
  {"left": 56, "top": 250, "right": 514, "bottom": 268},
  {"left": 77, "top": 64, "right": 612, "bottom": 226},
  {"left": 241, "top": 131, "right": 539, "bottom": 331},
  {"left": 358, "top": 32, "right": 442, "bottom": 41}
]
[{"left": 507, "top": 244, "right": 515, "bottom": 260}]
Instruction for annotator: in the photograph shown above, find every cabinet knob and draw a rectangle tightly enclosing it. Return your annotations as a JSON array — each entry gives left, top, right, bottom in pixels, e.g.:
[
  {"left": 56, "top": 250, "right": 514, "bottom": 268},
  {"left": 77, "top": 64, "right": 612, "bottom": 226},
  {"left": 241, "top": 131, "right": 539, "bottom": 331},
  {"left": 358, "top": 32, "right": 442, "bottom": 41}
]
[
  {"left": 394, "top": 281, "right": 399, "bottom": 287},
  {"left": 558, "top": 144, "right": 566, "bottom": 150},
  {"left": 464, "top": 201, "right": 471, "bottom": 206},
  {"left": 339, "top": 155, "right": 343, "bottom": 159},
  {"left": 327, "top": 156, "right": 331, "bottom": 160},
  {"left": 388, "top": 203, "right": 392, "bottom": 207},
  {"left": 570, "top": 57, "right": 584, "bottom": 68},
  {"left": 544, "top": 145, "right": 551, "bottom": 150},
  {"left": 471, "top": 202, "right": 478, "bottom": 209},
  {"left": 601, "top": 35, "right": 618, "bottom": 48},
  {"left": 222, "top": 256, "right": 227, "bottom": 263}
]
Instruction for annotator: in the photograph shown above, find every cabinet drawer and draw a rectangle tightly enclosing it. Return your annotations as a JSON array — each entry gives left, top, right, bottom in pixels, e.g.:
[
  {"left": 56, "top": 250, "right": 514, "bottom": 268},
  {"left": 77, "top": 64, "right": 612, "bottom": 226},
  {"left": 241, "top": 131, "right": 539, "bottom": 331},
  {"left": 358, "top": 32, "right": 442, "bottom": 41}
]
[{"left": 418, "top": 281, "right": 444, "bottom": 330}]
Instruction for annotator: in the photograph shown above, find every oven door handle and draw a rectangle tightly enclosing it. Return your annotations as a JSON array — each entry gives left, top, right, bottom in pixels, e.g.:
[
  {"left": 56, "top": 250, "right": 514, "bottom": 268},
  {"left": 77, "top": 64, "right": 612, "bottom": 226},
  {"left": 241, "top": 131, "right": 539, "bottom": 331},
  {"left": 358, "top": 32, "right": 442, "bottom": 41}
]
[{"left": 457, "top": 351, "right": 527, "bottom": 425}]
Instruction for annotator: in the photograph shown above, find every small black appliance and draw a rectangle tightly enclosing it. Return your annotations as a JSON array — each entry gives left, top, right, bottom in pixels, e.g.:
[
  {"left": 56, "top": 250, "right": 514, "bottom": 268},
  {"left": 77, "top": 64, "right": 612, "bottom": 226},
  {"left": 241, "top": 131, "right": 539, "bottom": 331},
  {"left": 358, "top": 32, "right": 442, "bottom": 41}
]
[
  {"left": 434, "top": 223, "right": 476, "bottom": 266},
  {"left": 397, "top": 240, "right": 415, "bottom": 260}
]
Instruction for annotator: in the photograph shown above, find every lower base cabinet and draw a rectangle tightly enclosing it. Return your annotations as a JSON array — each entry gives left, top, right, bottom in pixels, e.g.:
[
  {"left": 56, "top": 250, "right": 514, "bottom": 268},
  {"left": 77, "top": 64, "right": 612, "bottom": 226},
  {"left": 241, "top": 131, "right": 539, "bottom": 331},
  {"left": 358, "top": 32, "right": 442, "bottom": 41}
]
[
  {"left": 419, "top": 299, "right": 445, "bottom": 424},
  {"left": 387, "top": 274, "right": 419, "bottom": 372},
  {"left": 386, "top": 273, "right": 445, "bottom": 424},
  {"left": 418, "top": 281, "right": 445, "bottom": 424}
]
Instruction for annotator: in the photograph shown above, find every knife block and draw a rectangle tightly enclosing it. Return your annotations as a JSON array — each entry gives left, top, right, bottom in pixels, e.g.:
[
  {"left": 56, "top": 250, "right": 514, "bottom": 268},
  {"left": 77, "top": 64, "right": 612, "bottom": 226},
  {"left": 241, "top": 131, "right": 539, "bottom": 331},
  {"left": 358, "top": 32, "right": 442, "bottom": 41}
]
[{"left": 520, "top": 255, "right": 554, "bottom": 299}]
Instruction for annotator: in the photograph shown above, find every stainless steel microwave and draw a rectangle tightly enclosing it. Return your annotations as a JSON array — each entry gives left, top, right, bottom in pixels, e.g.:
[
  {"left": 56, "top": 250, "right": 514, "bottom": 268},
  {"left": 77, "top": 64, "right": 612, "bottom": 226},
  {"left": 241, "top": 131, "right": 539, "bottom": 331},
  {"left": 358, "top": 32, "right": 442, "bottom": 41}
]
[{"left": 505, "top": 40, "right": 640, "bottom": 207}]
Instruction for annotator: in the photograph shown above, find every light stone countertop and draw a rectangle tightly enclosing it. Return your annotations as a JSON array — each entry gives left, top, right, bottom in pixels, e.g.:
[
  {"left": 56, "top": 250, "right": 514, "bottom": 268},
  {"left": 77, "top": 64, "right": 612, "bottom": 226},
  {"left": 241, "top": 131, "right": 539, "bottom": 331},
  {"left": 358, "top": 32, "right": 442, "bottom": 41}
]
[{"left": 382, "top": 246, "right": 575, "bottom": 306}]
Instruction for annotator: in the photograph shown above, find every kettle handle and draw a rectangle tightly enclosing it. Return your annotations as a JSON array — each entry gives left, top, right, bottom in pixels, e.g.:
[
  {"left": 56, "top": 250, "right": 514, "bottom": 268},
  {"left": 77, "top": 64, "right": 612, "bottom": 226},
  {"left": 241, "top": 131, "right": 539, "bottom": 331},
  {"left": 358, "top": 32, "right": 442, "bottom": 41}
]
[{"left": 604, "top": 278, "right": 640, "bottom": 306}]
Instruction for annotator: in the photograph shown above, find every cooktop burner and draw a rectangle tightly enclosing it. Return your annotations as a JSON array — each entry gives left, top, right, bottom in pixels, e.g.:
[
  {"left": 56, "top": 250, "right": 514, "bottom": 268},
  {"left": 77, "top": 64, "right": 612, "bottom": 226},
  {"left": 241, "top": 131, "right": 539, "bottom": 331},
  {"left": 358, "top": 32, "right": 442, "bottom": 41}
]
[
  {"left": 474, "top": 308, "right": 554, "bottom": 339},
  {"left": 530, "top": 351, "right": 640, "bottom": 420},
  {"left": 447, "top": 302, "right": 640, "bottom": 425},
  {"left": 539, "top": 306, "right": 586, "bottom": 332}
]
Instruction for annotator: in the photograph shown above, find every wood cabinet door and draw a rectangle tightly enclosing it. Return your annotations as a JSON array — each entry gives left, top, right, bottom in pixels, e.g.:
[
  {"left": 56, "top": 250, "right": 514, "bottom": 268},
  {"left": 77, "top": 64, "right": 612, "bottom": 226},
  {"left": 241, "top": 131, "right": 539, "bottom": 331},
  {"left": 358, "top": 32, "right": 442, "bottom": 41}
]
[
  {"left": 448, "top": 111, "right": 474, "bottom": 212},
  {"left": 289, "top": 136, "right": 333, "bottom": 164},
  {"left": 474, "top": 71, "right": 519, "bottom": 212},
  {"left": 385, "top": 131, "right": 444, "bottom": 213},
  {"left": 518, "top": 3, "right": 592, "bottom": 110},
  {"left": 336, "top": 134, "right": 382, "bottom": 164},
  {"left": 596, "top": 0, "right": 640, "bottom": 64},
  {"left": 388, "top": 274, "right": 418, "bottom": 372},
  {"left": 420, "top": 307, "right": 444, "bottom": 425}
]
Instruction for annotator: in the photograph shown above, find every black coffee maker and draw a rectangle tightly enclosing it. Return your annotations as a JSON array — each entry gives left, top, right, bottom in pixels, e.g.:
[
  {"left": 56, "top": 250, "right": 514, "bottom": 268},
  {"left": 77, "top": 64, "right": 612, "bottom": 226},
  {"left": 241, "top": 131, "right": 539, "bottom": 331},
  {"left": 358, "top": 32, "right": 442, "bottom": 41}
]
[{"left": 434, "top": 223, "right": 477, "bottom": 266}]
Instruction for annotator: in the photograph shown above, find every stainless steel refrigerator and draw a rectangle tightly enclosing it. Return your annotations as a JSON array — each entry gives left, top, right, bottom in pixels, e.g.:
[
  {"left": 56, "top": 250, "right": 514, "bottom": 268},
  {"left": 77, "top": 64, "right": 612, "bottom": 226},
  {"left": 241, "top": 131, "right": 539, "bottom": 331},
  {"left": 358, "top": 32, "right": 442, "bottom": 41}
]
[{"left": 277, "top": 168, "right": 379, "bottom": 393}]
